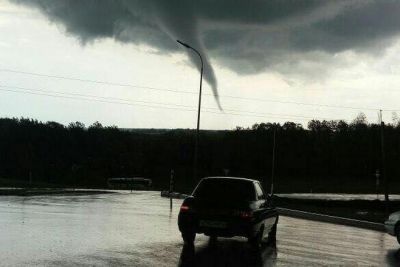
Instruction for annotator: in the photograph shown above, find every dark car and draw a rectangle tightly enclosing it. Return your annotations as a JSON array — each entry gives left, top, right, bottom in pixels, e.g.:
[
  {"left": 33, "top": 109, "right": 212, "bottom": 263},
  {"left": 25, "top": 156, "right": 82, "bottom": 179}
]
[{"left": 178, "top": 177, "right": 279, "bottom": 247}]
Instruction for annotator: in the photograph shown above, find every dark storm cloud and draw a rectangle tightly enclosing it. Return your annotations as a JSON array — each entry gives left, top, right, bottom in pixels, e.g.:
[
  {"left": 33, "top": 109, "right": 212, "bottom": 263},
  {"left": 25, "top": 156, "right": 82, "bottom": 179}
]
[{"left": 11, "top": 0, "right": 400, "bottom": 100}]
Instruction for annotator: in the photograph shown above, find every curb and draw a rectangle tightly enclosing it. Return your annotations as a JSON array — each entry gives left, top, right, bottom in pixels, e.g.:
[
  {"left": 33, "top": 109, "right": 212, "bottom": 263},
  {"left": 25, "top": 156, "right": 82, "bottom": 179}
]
[
  {"left": 277, "top": 207, "right": 385, "bottom": 232},
  {"left": 0, "top": 189, "right": 114, "bottom": 196}
]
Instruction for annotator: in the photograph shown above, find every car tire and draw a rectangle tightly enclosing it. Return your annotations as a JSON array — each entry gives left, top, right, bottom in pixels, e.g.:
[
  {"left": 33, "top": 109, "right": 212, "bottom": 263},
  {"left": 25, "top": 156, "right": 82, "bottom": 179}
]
[
  {"left": 182, "top": 231, "right": 195, "bottom": 244},
  {"left": 267, "top": 222, "right": 277, "bottom": 244},
  {"left": 396, "top": 223, "right": 400, "bottom": 244},
  {"left": 249, "top": 226, "right": 263, "bottom": 248}
]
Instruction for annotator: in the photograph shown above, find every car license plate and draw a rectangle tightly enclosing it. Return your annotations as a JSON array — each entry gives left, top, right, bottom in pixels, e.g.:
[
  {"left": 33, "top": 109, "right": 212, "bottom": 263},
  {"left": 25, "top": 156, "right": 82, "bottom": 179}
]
[{"left": 199, "top": 220, "right": 227, "bottom": 228}]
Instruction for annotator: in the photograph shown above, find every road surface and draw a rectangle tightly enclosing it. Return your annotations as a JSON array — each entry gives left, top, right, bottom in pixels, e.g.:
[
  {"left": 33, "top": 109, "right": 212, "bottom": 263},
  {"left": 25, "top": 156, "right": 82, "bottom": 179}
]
[
  {"left": 277, "top": 193, "right": 400, "bottom": 201},
  {"left": 0, "top": 191, "right": 399, "bottom": 266}
]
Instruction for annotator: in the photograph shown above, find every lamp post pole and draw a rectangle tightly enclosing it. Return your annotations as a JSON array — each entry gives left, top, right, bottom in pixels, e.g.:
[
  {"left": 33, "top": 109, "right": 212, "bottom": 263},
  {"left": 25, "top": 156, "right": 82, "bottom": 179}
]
[{"left": 177, "top": 40, "right": 203, "bottom": 182}]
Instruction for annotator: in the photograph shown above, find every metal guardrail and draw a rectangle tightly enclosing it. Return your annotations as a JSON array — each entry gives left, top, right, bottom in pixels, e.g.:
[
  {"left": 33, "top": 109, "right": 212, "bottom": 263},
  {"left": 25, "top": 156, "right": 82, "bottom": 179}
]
[
  {"left": 0, "top": 188, "right": 113, "bottom": 196},
  {"left": 157, "top": 192, "right": 386, "bottom": 232},
  {"left": 277, "top": 207, "right": 385, "bottom": 232}
]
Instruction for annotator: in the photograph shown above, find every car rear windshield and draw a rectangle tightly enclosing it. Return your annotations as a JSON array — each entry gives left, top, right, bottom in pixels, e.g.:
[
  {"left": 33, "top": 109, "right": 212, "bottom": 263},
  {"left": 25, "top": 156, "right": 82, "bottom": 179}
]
[{"left": 193, "top": 179, "right": 256, "bottom": 201}]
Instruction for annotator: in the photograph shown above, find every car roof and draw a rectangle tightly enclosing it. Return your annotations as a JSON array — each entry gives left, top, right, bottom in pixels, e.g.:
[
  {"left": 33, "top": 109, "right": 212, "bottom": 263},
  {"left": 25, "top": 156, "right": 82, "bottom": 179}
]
[{"left": 202, "top": 176, "right": 258, "bottom": 183}]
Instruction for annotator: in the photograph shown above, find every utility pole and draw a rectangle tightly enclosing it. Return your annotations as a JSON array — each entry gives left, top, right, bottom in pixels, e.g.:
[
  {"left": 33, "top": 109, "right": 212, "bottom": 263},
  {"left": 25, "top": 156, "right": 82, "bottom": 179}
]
[
  {"left": 379, "top": 110, "right": 390, "bottom": 214},
  {"left": 169, "top": 169, "right": 174, "bottom": 210},
  {"left": 270, "top": 125, "right": 277, "bottom": 196},
  {"left": 29, "top": 171, "right": 33, "bottom": 187},
  {"left": 375, "top": 169, "right": 380, "bottom": 200}
]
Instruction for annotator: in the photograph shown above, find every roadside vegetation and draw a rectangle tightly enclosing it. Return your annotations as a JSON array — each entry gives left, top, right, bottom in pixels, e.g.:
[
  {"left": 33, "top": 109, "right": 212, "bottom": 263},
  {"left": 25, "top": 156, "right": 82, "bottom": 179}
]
[{"left": 0, "top": 113, "right": 399, "bottom": 195}]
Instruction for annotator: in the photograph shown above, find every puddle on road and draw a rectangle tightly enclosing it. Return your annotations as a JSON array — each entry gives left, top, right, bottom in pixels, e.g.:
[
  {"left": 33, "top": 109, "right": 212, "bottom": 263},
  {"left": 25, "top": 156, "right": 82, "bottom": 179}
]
[{"left": 1, "top": 192, "right": 400, "bottom": 266}]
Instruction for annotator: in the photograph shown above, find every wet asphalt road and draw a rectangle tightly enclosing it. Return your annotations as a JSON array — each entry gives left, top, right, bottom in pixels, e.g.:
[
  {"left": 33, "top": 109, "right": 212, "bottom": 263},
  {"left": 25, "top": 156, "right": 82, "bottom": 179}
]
[{"left": 0, "top": 191, "right": 399, "bottom": 266}]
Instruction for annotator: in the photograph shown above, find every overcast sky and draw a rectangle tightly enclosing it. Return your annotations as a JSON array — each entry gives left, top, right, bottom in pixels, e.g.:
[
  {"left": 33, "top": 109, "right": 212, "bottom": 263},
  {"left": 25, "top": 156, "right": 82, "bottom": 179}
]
[{"left": 1, "top": 0, "right": 400, "bottom": 129}]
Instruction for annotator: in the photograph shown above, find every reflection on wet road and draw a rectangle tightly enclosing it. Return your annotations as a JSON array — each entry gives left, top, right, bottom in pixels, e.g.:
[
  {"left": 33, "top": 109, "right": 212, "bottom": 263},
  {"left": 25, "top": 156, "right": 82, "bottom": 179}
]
[
  {"left": 0, "top": 191, "right": 399, "bottom": 266},
  {"left": 178, "top": 239, "right": 278, "bottom": 266}
]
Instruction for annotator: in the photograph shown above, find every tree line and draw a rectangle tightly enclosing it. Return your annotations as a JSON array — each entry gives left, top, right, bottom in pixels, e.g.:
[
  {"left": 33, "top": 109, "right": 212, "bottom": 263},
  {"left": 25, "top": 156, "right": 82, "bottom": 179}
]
[{"left": 0, "top": 114, "right": 399, "bottom": 193}]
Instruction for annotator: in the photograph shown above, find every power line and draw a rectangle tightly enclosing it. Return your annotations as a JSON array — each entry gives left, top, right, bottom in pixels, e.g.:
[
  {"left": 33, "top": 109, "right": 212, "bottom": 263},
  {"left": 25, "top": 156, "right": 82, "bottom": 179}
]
[
  {"left": 220, "top": 94, "right": 388, "bottom": 112},
  {"left": 0, "top": 84, "right": 340, "bottom": 122},
  {"left": 0, "top": 84, "right": 339, "bottom": 120},
  {"left": 0, "top": 86, "right": 304, "bottom": 121},
  {"left": 0, "top": 84, "right": 198, "bottom": 110},
  {"left": 1, "top": 68, "right": 395, "bottom": 112},
  {"left": 0, "top": 68, "right": 195, "bottom": 95},
  {"left": 0, "top": 86, "right": 196, "bottom": 112},
  {"left": 0, "top": 85, "right": 324, "bottom": 121}
]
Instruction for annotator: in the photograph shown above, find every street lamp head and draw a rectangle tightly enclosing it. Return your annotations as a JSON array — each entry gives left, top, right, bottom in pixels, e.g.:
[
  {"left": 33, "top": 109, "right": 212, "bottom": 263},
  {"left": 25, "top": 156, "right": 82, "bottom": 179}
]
[{"left": 177, "top": 40, "right": 190, "bottom": 49}]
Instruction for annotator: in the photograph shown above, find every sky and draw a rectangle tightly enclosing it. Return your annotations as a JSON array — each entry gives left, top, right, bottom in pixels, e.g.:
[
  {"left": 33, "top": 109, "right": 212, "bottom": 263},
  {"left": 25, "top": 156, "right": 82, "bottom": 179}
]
[{"left": 1, "top": 0, "right": 400, "bottom": 130}]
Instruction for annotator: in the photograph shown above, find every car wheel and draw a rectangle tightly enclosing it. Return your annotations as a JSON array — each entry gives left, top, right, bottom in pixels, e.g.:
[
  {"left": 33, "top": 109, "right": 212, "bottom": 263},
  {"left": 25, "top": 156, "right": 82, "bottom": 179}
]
[
  {"left": 249, "top": 226, "right": 263, "bottom": 248},
  {"left": 396, "top": 223, "right": 400, "bottom": 244},
  {"left": 182, "top": 232, "right": 195, "bottom": 244},
  {"left": 266, "top": 222, "right": 277, "bottom": 244}
]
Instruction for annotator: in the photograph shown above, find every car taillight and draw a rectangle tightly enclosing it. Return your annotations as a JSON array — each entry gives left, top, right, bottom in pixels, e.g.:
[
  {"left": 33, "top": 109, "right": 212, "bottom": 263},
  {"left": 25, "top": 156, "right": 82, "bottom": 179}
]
[
  {"left": 180, "top": 204, "right": 190, "bottom": 212},
  {"left": 238, "top": 211, "right": 253, "bottom": 219}
]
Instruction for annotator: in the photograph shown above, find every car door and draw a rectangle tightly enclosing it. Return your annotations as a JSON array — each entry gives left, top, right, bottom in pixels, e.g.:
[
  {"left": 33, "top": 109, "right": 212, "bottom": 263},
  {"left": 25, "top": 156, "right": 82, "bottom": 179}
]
[{"left": 254, "top": 182, "right": 277, "bottom": 232}]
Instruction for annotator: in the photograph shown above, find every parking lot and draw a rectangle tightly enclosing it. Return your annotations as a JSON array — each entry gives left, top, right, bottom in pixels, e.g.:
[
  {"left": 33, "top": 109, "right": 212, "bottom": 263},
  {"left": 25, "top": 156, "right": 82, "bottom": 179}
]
[{"left": 0, "top": 191, "right": 399, "bottom": 266}]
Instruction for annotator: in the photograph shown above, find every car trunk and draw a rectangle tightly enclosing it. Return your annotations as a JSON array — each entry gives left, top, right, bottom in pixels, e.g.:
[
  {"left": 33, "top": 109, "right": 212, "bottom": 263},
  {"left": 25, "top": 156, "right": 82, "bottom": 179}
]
[{"left": 195, "top": 197, "right": 250, "bottom": 214}]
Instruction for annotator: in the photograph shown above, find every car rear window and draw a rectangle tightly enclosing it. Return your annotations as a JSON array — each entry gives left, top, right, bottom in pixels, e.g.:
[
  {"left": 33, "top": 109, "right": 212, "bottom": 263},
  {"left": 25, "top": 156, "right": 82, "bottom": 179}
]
[{"left": 193, "top": 179, "right": 256, "bottom": 201}]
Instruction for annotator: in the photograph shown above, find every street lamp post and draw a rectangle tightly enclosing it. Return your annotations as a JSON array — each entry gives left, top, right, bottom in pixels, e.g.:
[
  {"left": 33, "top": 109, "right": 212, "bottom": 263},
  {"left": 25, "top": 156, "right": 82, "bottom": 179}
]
[{"left": 177, "top": 40, "right": 203, "bottom": 182}]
